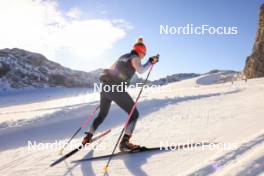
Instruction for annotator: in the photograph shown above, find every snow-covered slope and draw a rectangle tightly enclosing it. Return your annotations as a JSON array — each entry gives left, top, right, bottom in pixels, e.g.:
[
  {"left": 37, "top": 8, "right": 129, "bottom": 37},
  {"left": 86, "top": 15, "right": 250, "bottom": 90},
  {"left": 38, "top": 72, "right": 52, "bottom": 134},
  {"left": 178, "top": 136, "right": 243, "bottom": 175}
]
[
  {"left": 151, "top": 73, "right": 200, "bottom": 85},
  {"left": 0, "top": 74, "right": 263, "bottom": 176},
  {"left": 196, "top": 70, "right": 239, "bottom": 85}
]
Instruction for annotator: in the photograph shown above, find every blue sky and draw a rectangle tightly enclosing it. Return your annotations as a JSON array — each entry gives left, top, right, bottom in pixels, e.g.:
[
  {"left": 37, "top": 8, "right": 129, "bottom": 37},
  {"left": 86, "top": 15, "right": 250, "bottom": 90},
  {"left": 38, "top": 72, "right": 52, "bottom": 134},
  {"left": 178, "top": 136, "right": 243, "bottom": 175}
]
[
  {"left": 0, "top": 0, "right": 263, "bottom": 80},
  {"left": 58, "top": 0, "right": 262, "bottom": 79}
]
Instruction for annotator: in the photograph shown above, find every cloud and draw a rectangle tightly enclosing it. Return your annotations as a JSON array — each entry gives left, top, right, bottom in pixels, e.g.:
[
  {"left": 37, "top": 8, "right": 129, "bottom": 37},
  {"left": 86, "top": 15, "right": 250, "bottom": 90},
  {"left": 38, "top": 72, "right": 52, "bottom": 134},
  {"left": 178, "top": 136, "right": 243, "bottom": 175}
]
[
  {"left": 112, "top": 19, "right": 134, "bottom": 30},
  {"left": 66, "top": 7, "right": 81, "bottom": 19},
  {"left": 0, "top": 0, "right": 130, "bottom": 67}
]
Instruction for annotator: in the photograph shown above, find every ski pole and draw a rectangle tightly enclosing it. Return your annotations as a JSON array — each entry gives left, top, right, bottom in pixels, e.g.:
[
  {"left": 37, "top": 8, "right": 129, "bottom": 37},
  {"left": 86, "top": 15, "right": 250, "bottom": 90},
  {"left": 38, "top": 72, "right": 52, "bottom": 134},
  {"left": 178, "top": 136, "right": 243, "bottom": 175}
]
[
  {"left": 58, "top": 105, "right": 100, "bottom": 155},
  {"left": 103, "top": 63, "right": 155, "bottom": 174}
]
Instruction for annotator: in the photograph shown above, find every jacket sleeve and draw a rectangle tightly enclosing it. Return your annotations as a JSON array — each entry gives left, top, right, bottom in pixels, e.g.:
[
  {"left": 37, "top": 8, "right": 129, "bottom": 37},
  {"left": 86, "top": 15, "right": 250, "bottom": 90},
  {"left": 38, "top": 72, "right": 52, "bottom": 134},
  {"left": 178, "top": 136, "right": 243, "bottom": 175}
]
[{"left": 131, "top": 57, "right": 151, "bottom": 74}]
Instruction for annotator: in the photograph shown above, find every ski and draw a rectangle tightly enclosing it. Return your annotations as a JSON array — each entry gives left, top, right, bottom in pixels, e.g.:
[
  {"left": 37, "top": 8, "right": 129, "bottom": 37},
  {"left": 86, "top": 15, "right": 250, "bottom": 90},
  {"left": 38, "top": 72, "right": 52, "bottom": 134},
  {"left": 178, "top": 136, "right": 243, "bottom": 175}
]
[
  {"left": 50, "top": 129, "right": 111, "bottom": 167},
  {"left": 72, "top": 142, "right": 214, "bottom": 163}
]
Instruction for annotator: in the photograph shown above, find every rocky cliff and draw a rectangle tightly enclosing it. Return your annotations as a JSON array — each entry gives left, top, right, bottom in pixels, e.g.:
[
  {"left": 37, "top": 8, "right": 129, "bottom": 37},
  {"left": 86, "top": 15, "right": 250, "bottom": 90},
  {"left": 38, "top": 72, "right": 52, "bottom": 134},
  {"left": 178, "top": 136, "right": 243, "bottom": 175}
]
[{"left": 244, "top": 4, "right": 264, "bottom": 78}]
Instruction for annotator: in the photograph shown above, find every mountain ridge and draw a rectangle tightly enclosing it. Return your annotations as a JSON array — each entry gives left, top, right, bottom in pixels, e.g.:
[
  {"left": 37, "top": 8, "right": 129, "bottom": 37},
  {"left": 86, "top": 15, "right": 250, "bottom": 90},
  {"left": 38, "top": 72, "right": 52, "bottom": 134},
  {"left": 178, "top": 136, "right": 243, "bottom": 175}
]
[{"left": 0, "top": 48, "right": 237, "bottom": 91}]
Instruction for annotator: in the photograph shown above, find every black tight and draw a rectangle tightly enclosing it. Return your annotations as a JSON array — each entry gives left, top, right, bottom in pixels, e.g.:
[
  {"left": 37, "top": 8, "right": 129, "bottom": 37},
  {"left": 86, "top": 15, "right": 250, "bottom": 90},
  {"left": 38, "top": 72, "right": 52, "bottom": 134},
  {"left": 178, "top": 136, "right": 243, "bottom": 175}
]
[{"left": 91, "top": 89, "right": 139, "bottom": 135}]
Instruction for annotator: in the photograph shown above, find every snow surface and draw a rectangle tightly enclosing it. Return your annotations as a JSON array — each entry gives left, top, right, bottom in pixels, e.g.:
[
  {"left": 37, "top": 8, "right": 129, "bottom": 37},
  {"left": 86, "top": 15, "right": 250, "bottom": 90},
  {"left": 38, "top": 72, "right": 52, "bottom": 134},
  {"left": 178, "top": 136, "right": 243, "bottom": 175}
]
[{"left": 0, "top": 73, "right": 264, "bottom": 176}]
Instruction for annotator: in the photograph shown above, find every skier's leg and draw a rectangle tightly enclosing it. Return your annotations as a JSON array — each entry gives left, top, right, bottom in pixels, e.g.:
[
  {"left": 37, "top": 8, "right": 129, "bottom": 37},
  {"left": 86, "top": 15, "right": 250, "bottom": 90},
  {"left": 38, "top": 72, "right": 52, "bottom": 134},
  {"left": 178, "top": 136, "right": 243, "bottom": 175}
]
[
  {"left": 82, "top": 92, "right": 111, "bottom": 145},
  {"left": 106, "top": 91, "right": 139, "bottom": 136},
  {"left": 90, "top": 92, "right": 112, "bottom": 133},
  {"left": 105, "top": 91, "right": 140, "bottom": 151}
]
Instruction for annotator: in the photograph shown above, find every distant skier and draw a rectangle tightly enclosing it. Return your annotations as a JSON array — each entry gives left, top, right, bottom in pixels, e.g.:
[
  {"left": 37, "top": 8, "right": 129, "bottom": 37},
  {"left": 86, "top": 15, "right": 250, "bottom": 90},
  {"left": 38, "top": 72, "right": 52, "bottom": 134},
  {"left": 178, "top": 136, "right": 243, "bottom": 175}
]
[{"left": 82, "top": 37, "right": 159, "bottom": 151}]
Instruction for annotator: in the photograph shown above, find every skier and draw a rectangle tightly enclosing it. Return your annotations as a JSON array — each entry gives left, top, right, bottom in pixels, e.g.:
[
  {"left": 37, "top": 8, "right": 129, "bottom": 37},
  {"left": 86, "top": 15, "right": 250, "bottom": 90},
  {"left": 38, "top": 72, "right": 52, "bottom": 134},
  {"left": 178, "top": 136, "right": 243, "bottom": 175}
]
[{"left": 82, "top": 37, "right": 159, "bottom": 151}]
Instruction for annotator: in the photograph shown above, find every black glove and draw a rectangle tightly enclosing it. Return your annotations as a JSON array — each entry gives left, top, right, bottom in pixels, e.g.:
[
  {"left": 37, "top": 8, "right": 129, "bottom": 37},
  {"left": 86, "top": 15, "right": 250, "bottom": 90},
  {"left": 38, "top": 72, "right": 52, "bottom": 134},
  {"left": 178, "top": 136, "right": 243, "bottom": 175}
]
[{"left": 149, "top": 54, "right": 159, "bottom": 64}]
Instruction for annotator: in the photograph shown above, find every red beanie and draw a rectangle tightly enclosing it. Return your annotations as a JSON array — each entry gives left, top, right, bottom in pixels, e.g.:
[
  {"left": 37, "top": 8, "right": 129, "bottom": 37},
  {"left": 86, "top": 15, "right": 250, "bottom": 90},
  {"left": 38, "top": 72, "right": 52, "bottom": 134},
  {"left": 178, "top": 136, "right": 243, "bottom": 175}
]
[{"left": 133, "top": 37, "right": 146, "bottom": 56}]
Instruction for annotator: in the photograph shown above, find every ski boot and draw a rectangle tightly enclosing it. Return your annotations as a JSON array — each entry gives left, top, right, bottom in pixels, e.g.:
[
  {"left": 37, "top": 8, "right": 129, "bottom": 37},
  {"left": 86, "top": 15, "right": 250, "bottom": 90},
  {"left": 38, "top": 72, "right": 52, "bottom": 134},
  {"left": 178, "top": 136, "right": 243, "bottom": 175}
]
[
  {"left": 119, "top": 134, "right": 141, "bottom": 152},
  {"left": 82, "top": 132, "right": 93, "bottom": 145}
]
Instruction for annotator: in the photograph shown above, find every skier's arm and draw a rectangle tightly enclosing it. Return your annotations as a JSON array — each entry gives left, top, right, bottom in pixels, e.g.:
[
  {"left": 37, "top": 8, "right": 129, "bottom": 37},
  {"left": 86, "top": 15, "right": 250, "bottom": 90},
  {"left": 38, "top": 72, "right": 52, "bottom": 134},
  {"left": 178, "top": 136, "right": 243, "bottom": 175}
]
[{"left": 131, "top": 57, "right": 151, "bottom": 74}]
